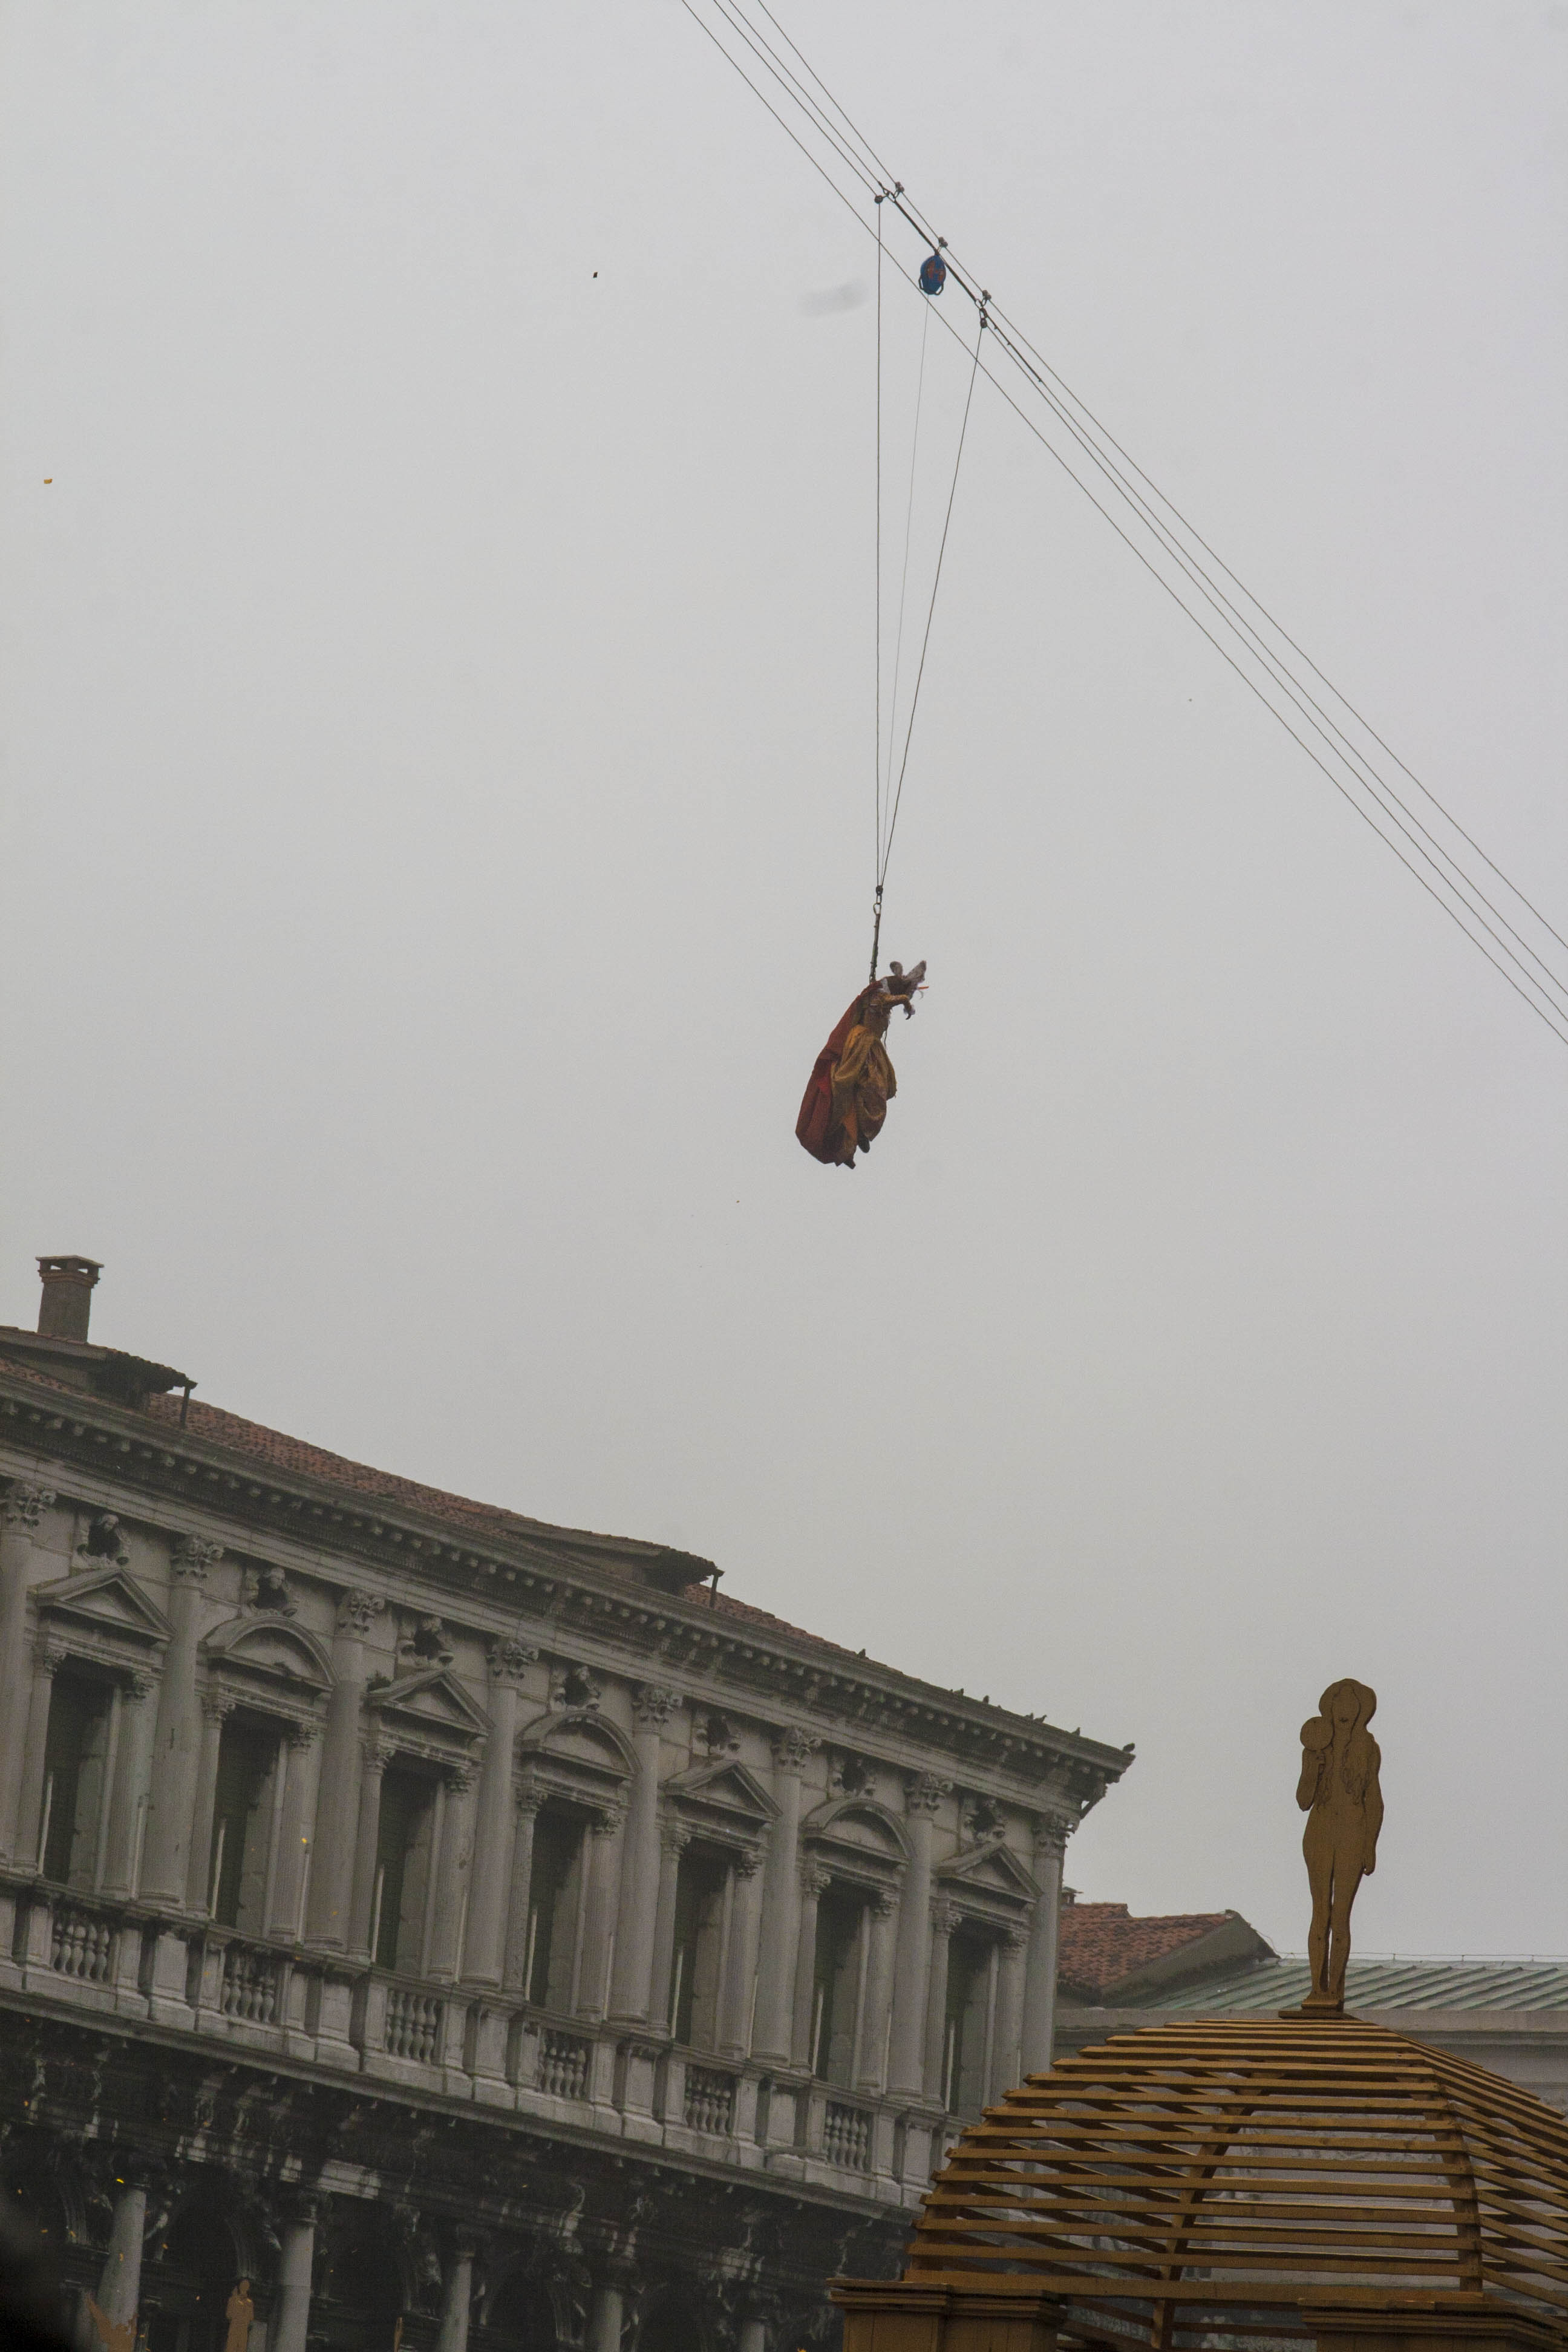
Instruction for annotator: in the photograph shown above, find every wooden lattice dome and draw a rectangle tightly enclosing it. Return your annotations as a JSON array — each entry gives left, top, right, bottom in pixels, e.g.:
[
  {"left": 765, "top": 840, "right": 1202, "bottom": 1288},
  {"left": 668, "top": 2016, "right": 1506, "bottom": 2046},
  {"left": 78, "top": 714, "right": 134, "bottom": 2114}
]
[{"left": 837, "top": 2017, "right": 1568, "bottom": 2350}]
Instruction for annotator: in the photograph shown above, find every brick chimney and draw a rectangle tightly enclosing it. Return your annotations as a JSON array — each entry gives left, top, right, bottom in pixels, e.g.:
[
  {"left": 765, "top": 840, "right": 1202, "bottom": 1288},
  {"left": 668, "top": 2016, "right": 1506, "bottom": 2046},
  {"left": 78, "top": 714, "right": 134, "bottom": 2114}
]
[{"left": 37, "top": 1255, "right": 102, "bottom": 1342}]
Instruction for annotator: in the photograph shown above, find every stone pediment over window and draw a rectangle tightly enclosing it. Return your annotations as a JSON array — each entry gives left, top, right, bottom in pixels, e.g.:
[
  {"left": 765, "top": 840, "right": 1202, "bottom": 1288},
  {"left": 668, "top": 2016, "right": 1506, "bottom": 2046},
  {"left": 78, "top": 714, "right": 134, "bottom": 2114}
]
[
  {"left": 32, "top": 1564, "right": 171, "bottom": 1678},
  {"left": 802, "top": 1795, "right": 910, "bottom": 1893},
  {"left": 662, "top": 1757, "right": 779, "bottom": 1851},
  {"left": 365, "top": 1666, "right": 491, "bottom": 1766},
  {"left": 517, "top": 1708, "right": 633, "bottom": 1813},
  {"left": 203, "top": 1615, "right": 335, "bottom": 1715},
  {"left": 936, "top": 1837, "right": 1041, "bottom": 1924}
]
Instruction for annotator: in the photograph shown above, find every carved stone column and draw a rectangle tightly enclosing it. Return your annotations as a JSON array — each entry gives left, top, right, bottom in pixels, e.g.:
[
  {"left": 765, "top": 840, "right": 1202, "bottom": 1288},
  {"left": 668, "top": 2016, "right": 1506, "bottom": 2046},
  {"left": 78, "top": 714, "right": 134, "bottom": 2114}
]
[
  {"left": 1021, "top": 1817, "right": 1070, "bottom": 2075},
  {"left": 923, "top": 1899, "right": 959, "bottom": 2103},
  {"left": 347, "top": 1736, "right": 391, "bottom": 1960},
  {"left": 306, "top": 1589, "right": 384, "bottom": 1949},
  {"left": 428, "top": 1759, "right": 480, "bottom": 1982},
  {"left": 647, "top": 1818, "right": 691, "bottom": 2031},
  {"left": 855, "top": 1888, "right": 900, "bottom": 2095},
  {"left": 465, "top": 1639, "right": 536, "bottom": 1986},
  {"left": 272, "top": 2203, "right": 316, "bottom": 2352},
  {"left": 609, "top": 1683, "right": 679, "bottom": 2024},
  {"left": 502, "top": 1782, "right": 545, "bottom": 1993},
  {"left": 577, "top": 1804, "right": 626, "bottom": 2021},
  {"left": 15, "top": 1635, "right": 65, "bottom": 1873},
  {"left": 95, "top": 2181, "right": 147, "bottom": 2333},
  {"left": 790, "top": 1863, "right": 830, "bottom": 2069},
  {"left": 141, "top": 1535, "right": 221, "bottom": 1907},
  {"left": 718, "top": 1845, "right": 766, "bottom": 2058},
  {"left": 434, "top": 2240, "right": 479, "bottom": 2352},
  {"left": 585, "top": 2276, "right": 624, "bottom": 2352},
  {"left": 0, "top": 1483, "right": 54, "bottom": 1863},
  {"left": 185, "top": 1691, "right": 235, "bottom": 1912},
  {"left": 991, "top": 1923, "right": 1028, "bottom": 2101},
  {"left": 103, "top": 1671, "right": 157, "bottom": 1898},
  {"left": 889, "top": 1769, "right": 949, "bottom": 2096},
  {"left": 267, "top": 1721, "right": 324, "bottom": 1942},
  {"left": 751, "top": 1728, "right": 817, "bottom": 2064}
]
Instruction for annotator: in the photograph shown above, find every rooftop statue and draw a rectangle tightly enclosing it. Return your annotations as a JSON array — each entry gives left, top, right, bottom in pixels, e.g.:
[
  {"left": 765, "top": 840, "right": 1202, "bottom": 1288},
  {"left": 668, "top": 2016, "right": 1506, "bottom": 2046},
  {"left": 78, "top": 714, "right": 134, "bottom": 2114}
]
[{"left": 1297, "top": 1676, "right": 1382, "bottom": 2012}]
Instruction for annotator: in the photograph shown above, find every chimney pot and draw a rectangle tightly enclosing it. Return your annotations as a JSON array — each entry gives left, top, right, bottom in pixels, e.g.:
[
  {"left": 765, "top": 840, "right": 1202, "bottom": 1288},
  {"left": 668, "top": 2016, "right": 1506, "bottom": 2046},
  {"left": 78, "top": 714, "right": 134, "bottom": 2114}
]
[{"left": 37, "top": 1255, "right": 102, "bottom": 1343}]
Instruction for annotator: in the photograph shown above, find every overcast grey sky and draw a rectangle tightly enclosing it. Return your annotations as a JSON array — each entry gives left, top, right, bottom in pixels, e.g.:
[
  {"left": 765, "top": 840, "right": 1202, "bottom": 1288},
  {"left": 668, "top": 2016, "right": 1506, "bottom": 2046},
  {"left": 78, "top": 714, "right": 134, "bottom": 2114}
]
[{"left": 3, "top": 2, "right": 1564, "bottom": 1957}]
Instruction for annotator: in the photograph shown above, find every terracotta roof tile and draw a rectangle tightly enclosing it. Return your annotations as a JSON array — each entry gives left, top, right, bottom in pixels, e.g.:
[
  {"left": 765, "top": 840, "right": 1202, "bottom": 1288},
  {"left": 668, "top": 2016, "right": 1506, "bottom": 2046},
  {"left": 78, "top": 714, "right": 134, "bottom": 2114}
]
[{"left": 1057, "top": 1902, "right": 1236, "bottom": 1998}]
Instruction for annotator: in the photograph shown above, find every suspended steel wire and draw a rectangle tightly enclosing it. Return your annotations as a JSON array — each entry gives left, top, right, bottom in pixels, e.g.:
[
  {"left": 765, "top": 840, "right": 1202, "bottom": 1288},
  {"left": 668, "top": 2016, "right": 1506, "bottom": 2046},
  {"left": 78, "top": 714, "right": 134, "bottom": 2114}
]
[{"left": 675, "top": 0, "right": 1568, "bottom": 1049}]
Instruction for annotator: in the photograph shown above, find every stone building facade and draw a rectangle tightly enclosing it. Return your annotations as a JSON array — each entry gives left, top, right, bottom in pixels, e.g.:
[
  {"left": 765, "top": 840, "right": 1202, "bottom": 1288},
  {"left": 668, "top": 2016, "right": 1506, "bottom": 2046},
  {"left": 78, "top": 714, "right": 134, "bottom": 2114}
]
[{"left": 0, "top": 1259, "right": 1131, "bottom": 2352}]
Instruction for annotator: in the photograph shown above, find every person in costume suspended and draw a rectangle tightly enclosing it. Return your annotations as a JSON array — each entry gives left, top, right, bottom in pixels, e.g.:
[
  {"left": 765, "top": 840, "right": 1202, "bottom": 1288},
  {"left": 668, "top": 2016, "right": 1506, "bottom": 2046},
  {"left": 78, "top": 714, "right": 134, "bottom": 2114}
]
[{"left": 796, "top": 961, "right": 926, "bottom": 1168}]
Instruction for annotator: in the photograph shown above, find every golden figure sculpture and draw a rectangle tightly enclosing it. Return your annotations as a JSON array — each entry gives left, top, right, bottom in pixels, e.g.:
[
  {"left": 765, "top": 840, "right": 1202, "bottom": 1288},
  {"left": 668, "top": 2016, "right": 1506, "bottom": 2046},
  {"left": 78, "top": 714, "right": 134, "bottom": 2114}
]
[
  {"left": 1297, "top": 1677, "right": 1382, "bottom": 2011},
  {"left": 224, "top": 2281, "right": 255, "bottom": 2352}
]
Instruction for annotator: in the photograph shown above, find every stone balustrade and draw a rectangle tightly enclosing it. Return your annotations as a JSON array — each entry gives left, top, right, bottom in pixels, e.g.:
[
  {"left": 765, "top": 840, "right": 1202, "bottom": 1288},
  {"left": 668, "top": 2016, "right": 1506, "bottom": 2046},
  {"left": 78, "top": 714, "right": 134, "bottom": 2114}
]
[{"left": 0, "top": 1870, "right": 941, "bottom": 2205}]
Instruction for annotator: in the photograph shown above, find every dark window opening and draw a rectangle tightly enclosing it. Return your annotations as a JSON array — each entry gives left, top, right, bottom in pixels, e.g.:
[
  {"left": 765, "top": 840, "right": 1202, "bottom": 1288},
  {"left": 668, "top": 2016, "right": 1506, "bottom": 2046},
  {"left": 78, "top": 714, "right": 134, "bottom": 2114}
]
[
  {"left": 208, "top": 1716, "right": 279, "bottom": 1929},
  {"left": 316, "top": 2226, "right": 404, "bottom": 2352},
  {"left": 371, "top": 1766, "right": 436, "bottom": 1974},
  {"left": 811, "top": 1882, "right": 866, "bottom": 2086},
  {"left": 943, "top": 1927, "right": 995, "bottom": 2116},
  {"left": 525, "top": 1809, "right": 586, "bottom": 2010},
  {"left": 38, "top": 1671, "right": 113, "bottom": 1887},
  {"left": 669, "top": 1848, "right": 730, "bottom": 2048},
  {"left": 483, "top": 2269, "right": 558, "bottom": 2350},
  {"left": 143, "top": 2198, "right": 241, "bottom": 2352}
]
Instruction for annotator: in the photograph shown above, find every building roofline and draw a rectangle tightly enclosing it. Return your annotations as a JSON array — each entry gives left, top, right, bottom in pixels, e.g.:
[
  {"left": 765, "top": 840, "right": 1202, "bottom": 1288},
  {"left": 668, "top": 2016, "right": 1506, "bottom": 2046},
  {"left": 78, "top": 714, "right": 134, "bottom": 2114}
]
[{"left": 0, "top": 1358, "right": 1132, "bottom": 1804}]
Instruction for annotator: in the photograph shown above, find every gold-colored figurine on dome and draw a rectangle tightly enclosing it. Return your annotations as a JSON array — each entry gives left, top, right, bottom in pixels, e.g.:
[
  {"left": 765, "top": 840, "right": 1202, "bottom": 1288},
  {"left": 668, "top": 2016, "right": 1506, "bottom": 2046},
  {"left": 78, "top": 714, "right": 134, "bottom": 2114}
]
[{"left": 1296, "top": 1677, "right": 1382, "bottom": 2012}]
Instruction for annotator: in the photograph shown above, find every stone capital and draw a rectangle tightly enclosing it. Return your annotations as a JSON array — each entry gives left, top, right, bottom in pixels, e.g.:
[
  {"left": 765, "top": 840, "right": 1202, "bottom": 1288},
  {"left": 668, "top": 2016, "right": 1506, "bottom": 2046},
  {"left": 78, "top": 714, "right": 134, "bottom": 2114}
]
[
  {"left": 1031, "top": 1814, "right": 1073, "bottom": 1863},
  {"left": 443, "top": 1758, "right": 479, "bottom": 1795},
  {"left": 929, "top": 1899, "right": 961, "bottom": 1940},
  {"left": 201, "top": 1688, "right": 237, "bottom": 1725},
  {"left": 906, "top": 1769, "right": 953, "bottom": 1818},
  {"left": 488, "top": 1636, "right": 540, "bottom": 1688},
  {"left": 286, "top": 1717, "right": 322, "bottom": 1750},
  {"left": 125, "top": 1668, "right": 157, "bottom": 1704},
  {"left": 32, "top": 1634, "right": 66, "bottom": 1679},
  {"left": 2, "top": 1483, "right": 55, "bottom": 1534},
  {"left": 336, "top": 1589, "right": 385, "bottom": 1635},
  {"left": 170, "top": 1534, "right": 222, "bottom": 1584},
  {"left": 659, "top": 1818, "right": 693, "bottom": 1858},
  {"left": 360, "top": 1734, "right": 394, "bottom": 1777},
  {"left": 515, "top": 1778, "right": 547, "bottom": 1818},
  {"left": 1002, "top": 1921, "right": 1030, "bottom": 1952},
  {"left": 869, "top": 1887, "right": 898, "bottom": 1921},
  {"left": 732, "top": 1846, "right": 764, "bottom": 1880},
  {"left": 592, "top": 1804, "right": 626, "bottom": 1838},
  {"left": 799, "top": 1862, "right": 832, "bottom": 1899},
  {"left": 771, "top": 1726, "right": 820, "bottom": 1774},
  {"left": 632, "top": 1683, "right": 681, "bottom": 1728}
]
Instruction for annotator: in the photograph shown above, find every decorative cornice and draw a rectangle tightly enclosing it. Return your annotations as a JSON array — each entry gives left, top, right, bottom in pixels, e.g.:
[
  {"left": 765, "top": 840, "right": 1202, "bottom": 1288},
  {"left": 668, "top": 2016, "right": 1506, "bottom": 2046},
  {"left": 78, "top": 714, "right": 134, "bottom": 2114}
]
[
  {"left": 3, "top": 1482, "right": 55, "bottom": 1534},
  {"left": 0, "top": 1376, "right": 1133, "bottom": 1803}
]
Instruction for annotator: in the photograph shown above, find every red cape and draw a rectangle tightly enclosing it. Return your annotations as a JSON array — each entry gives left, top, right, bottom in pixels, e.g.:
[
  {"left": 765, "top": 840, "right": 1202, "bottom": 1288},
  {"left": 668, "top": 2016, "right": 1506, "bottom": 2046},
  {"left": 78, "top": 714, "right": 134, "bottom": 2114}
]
[{"left": 795, "top": 988, "right": 872, "bottom": 1163}]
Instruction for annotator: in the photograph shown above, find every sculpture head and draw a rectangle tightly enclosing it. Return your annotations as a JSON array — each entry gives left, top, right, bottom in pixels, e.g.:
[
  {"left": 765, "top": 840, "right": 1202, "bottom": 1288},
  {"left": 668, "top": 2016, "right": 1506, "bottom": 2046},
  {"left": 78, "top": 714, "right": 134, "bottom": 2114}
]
[{"left": 1316, "top": 1678, "right": 1378, "bottom": 1799}]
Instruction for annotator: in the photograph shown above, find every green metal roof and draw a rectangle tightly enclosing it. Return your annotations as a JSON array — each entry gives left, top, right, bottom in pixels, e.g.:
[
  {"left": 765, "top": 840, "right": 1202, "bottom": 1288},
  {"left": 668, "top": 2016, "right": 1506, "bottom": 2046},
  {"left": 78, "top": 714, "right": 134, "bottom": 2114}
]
[{"left": 1152, "top": 1956, "right": 1568, "bottom": 2016}]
